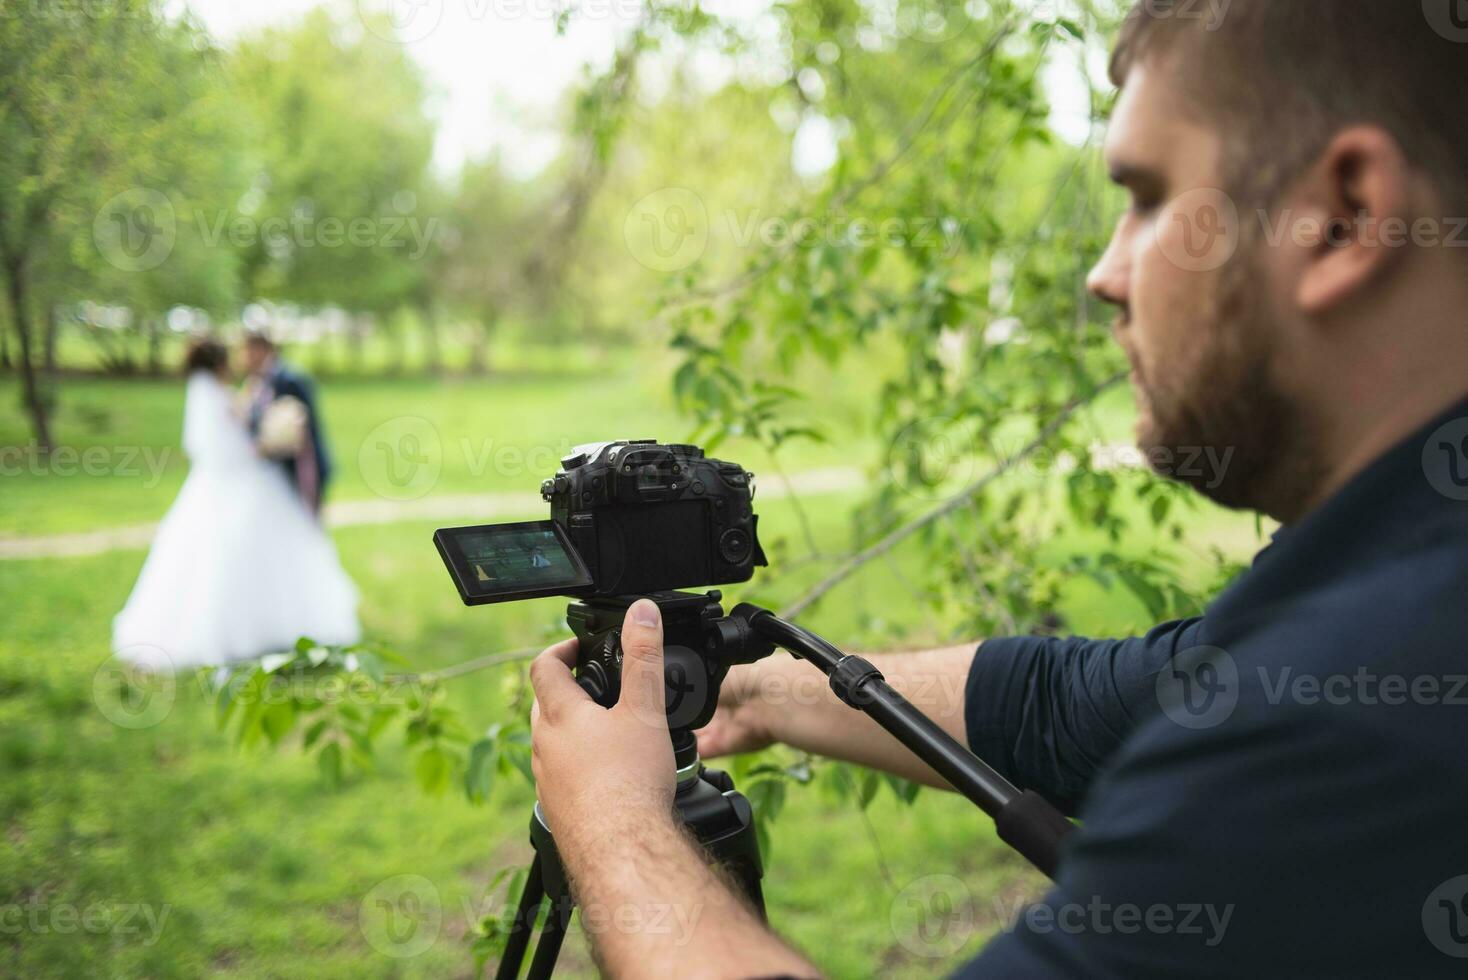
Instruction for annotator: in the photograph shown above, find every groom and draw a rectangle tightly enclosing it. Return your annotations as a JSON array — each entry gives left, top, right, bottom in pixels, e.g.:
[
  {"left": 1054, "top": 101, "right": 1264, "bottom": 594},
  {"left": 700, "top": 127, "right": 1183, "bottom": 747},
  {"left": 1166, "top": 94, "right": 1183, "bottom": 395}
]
[{"left": 242, "top": 331, "right": 333, "bottom": 514}]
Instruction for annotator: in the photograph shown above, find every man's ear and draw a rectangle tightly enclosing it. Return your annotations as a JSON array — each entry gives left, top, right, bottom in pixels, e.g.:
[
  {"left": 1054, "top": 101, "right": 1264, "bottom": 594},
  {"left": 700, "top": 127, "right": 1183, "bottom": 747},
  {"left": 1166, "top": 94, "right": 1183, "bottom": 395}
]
[{"left": 1293, "top": 127, "right": 1412, "bottom": 316}]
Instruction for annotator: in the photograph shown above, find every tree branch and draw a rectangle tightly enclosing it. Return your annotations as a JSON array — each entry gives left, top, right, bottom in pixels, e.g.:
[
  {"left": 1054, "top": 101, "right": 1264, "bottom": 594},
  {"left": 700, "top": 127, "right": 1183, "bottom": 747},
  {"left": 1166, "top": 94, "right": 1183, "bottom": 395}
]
[{"left": 778, "top": 375, "right": 1124, "bottom": 620}]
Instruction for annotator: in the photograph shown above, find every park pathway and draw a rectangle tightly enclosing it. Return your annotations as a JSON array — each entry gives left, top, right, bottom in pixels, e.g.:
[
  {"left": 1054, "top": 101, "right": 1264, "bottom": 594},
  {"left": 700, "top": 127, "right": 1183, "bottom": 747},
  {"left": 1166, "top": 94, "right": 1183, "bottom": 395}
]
[{"left": 0, "top": 466, "right": 861, "bottom": 560}]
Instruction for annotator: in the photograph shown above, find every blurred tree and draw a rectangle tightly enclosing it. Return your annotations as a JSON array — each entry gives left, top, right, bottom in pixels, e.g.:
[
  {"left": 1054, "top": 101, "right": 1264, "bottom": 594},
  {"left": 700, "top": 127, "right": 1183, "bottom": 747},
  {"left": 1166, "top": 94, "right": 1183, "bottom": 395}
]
[
  {"left": 437, "top": 155, "right": 543, "bottom": 374},
  {"left": 228, "top": 10, "right": 438, "bottom": 370},
  {"left": 0, "top": 1, "right": 242, "bottom": 446},
  {"left": 618, "top": 0, "right": 1223, "bottom": 635}
]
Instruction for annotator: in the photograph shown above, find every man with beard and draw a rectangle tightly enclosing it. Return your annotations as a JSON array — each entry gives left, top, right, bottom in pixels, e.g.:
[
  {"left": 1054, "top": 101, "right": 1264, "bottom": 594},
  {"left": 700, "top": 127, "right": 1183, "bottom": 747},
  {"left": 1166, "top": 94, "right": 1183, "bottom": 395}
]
[{"left": 522, "top": 2, "right": 1468, "bottom": 976}]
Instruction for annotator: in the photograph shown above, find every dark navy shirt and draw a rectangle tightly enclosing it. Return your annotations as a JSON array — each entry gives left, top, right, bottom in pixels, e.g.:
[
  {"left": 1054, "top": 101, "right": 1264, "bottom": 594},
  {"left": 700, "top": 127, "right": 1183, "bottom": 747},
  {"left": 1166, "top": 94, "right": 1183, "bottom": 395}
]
[{"left": 957, "top": 399, "right": 1468, "bottom": 978}]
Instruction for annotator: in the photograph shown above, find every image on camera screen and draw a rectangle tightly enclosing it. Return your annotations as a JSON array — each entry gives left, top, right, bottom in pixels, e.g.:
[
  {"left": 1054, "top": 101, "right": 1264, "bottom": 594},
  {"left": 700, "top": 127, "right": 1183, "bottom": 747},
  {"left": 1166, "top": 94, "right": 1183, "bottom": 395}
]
[
  {"left": 435, "top": 519, "right": 595, "bottom": 604},
  {"left": 460, "top": 526, "right": 580, "bottom": 587}
]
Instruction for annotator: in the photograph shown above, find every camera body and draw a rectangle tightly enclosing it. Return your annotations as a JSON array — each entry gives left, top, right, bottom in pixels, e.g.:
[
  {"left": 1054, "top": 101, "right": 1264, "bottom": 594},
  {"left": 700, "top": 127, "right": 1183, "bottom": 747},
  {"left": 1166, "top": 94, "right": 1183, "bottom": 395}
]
[
  {"left": 540, "top": 440, "right": 766, "bottom": 597},
  {"left": 433, "top": 438, "right": 774, "bottom": 733}
]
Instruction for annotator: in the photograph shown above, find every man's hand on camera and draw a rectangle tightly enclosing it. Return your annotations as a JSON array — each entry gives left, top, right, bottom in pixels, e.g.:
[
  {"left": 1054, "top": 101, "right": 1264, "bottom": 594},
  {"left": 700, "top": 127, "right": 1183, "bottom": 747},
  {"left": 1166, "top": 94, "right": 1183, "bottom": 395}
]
[
  {"left": 528, "top": 598, "right": 675, "bottom": 841},
  {"left": 527, "top": 599, "right": 819, "bottom": 979}
]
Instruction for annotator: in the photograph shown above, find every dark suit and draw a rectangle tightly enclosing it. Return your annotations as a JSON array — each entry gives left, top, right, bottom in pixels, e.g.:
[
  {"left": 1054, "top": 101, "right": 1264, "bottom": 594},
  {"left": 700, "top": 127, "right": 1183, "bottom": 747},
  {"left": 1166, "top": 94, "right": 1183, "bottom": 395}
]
[{"left": 249, "top": 361, "right": 332, "bottom": 511}]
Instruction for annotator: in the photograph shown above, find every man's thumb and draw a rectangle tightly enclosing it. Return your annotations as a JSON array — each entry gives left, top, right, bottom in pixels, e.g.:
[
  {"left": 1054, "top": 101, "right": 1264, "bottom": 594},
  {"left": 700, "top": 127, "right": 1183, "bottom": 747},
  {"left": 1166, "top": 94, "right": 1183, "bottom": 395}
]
[{"left": 618, "top": 599, "right": 665, "bottom": 714}]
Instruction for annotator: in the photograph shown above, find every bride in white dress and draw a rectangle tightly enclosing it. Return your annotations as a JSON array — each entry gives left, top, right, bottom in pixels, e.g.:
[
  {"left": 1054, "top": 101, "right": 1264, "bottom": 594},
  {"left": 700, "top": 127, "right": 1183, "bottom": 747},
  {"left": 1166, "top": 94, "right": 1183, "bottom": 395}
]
[{"left": 113, "top": 339, "right": 360, "bottom": 668}]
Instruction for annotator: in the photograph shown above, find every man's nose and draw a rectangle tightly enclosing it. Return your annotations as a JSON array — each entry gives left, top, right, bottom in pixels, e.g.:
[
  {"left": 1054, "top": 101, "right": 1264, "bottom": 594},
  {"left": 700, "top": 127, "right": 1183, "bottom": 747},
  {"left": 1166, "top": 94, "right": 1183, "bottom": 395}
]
[{"left": 1087, "top": 232, "right": 1129, "bottom": 314}]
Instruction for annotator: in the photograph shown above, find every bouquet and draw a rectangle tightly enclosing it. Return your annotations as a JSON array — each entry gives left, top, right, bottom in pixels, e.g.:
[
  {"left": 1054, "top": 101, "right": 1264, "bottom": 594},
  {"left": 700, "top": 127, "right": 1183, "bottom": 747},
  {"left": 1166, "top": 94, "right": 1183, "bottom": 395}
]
[{"left": 258, "top": 395, "right": 308, "bottom": 459}]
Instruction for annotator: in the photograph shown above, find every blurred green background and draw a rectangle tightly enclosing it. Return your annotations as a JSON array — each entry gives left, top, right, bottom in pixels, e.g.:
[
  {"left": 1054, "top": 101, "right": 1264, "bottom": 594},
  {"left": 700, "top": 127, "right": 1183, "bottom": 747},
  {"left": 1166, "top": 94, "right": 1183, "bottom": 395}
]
[{"left": 1, "top": 1, "right": 1266, "bottom": 976}]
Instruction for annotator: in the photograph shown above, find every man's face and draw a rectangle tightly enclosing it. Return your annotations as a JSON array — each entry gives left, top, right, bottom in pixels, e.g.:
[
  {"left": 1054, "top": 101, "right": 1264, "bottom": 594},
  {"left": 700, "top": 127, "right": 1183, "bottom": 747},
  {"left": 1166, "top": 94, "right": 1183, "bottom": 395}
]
[
  {"left": 1088, "top": 59, "right": 1307, "bottom": 516},
  {"left": 242, "top": 342, "right": 272, "bottom": 377}
]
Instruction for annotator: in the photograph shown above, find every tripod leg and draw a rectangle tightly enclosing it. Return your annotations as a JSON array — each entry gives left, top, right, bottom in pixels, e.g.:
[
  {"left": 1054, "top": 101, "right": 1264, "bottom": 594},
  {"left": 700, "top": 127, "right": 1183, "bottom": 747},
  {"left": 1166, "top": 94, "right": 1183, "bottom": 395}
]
[
  {"left": 525, "top": 896, "right": 572, "bottom": 980},
  {"left": 495, "top": 855, "right": 546, "bottom": 980}
]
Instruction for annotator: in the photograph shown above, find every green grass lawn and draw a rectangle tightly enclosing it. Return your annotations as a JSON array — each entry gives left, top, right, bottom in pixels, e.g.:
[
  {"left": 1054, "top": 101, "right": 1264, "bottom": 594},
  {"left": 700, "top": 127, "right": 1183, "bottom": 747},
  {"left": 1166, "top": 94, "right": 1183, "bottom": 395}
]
[{"left": 1, "top": 363, "right": 1265, "bottom": 977}]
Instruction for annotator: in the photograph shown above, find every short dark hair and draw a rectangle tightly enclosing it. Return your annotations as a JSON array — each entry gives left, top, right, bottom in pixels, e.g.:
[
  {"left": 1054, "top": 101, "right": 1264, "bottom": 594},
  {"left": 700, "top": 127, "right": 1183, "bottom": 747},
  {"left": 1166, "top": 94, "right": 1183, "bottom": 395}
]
[
  {"left": 183, "top": 337, "right": 229, "bottom": 376},
  {"left": 243, "top": 330, "right": 276, "bottom": 351},
  {"left": 1110, "top": 0, "right": 1468, "bottom": 212}
]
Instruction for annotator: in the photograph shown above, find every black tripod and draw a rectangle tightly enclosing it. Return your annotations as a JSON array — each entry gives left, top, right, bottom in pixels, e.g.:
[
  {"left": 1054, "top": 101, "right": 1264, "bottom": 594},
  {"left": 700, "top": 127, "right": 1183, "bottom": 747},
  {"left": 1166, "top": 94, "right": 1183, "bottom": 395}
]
[
  {"left": 495, "top": 592, "right": 772, "bottom": 980},
  {"left": 493, "top": 592, "right": 1075, "bottom": 979},
  {"left": 495, "top": 730, "right": 764, "bottom": 980}
]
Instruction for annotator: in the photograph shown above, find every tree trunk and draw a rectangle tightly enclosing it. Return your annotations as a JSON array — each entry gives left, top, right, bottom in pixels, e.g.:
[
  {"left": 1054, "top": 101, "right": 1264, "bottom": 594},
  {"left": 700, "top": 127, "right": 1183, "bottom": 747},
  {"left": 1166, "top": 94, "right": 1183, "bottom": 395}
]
[
  {"left": 421, "top": 302, "right": 442, "bottom": 376},
  {"left": 1, "top": 314, "right": 11, "bottom": 370},
  {"left": 4, "top": 257, "right": 54, "bottom": 452},
  {"left": 145, "top": 314, "right": 163, "bottom": 375},
  {"left": 43, "top": 302, "right": 59, "bottom": 374},
  {"left": 466, "top": 318, "right": 490, "bottom": 376},
  {"left": 348, "top": 314, "right": 369, "bottom": 374},
  {"left": 384, "top": 319, "right": 403, "bottom": 377}
]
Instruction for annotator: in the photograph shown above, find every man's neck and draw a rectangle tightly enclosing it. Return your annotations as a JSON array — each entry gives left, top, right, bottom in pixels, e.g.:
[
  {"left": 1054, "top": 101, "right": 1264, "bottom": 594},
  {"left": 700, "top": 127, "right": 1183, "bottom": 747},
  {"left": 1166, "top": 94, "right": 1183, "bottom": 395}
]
[{"left": 1291, "top": 381, "right": 1468, "bottom": 524}]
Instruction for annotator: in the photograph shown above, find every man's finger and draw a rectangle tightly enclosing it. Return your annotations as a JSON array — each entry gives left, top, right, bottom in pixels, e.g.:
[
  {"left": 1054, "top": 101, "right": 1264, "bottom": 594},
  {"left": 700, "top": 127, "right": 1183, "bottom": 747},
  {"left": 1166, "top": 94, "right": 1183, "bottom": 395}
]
[
  {"left": 695, "top": 722, "right": 728, "bottom": 759},
  {"left": 616, "top": 599, "right": 666, "bottom": 716},
  {"left": 529, "top": 638, "right": 586, "bottom": 721}
]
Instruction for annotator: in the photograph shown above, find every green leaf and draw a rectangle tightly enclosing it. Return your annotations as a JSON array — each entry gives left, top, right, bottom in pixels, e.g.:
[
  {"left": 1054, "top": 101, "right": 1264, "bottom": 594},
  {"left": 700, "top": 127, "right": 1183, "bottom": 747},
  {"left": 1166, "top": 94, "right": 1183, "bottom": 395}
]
[
  {"left": 317, "top": 742, "right": 343, "bottom": 789},
  {"left": 415, "top": 745, "right": 453, "bottom": 796},
  {"left": 465, "top": 738, "right": 497, "bottom": 803},
  {"left": 501, "top": 734, "right": 534, "bottom": 785},
  {"left": 302, "top": 718, "right": 329, "bottom": 750},
  {"left": 745, "top": 778, "right": 786, "bottom": 823},
  {"left": 260, "top": 701, "right": 296, "bottom": 745},
  {"left": 884, "top": 774, "right": 921, "bottom": 806},
  {"left": 366, "top": 705, "right": 398, "bottom": 738}
]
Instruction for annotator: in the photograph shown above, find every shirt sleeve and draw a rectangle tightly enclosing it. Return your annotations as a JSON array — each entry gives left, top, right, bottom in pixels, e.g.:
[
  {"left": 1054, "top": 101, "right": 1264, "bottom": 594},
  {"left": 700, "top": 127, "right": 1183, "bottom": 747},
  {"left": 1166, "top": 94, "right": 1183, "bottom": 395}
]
[
  {"left": 952, "top": 705, "right": 1460, "bottom": 979},
  {"left": 963, "top": 618, "right": 1206, "bottom": 814}
]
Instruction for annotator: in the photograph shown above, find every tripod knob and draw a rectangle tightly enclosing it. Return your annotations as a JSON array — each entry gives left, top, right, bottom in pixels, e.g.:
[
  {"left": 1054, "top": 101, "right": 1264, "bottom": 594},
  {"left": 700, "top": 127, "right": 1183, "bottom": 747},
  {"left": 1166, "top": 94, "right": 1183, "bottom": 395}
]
[{"left": 576, "top": 661, "right": 611, "bottom": 705}]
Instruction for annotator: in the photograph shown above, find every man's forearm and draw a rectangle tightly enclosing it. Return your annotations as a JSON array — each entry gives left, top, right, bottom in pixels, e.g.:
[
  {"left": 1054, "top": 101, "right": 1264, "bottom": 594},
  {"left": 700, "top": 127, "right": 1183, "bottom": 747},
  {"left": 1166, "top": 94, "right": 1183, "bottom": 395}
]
[
  {"left": 555, "top": 807, "right": 816, "bottom": 979},
  {"left": 747, "top": 644, "right": 978, "bottom": 789}
]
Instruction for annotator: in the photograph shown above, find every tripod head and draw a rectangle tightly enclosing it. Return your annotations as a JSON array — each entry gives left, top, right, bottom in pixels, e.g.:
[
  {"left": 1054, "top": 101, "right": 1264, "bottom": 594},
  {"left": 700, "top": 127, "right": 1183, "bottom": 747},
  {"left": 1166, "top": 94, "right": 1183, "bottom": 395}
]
[{"left": 565, "top": 590, "right": 775, "bottom": 758}]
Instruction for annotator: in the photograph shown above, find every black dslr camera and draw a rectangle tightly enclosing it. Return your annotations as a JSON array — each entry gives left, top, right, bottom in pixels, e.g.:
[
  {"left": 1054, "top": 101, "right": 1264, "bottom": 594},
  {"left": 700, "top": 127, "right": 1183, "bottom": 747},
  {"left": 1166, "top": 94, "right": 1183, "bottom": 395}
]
[{"left": 434, "top": 440, "right": 772, "bottom": 729}]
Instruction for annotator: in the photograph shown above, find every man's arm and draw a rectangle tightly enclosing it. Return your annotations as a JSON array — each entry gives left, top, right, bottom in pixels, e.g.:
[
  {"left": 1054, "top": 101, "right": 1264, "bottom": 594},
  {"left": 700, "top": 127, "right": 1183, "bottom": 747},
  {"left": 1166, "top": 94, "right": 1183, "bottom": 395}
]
[
  {"left": 553, "top": 804, "right": 813, "bottom": 979},
  {"left": 698, "top": 619, "right": 1207, "bottom": 813},
  {"left": 697, "top": 645, "right": 979, "bottom": 789},
  {"left": 529, "top": 600, "right": 818, "bottom": 979}
]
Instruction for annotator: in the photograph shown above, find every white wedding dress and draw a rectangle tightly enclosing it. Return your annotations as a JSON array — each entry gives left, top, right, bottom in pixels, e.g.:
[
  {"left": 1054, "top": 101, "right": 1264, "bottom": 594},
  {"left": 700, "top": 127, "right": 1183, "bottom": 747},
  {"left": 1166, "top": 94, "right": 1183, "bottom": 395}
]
[{"left": 113, "top": 372, "right": 361, "bottom": 668}]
